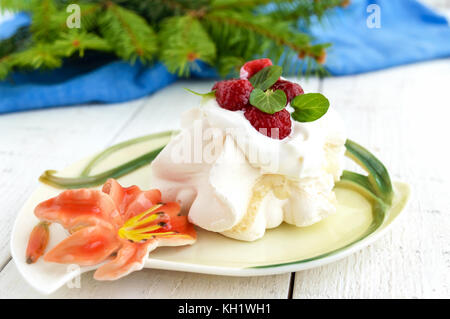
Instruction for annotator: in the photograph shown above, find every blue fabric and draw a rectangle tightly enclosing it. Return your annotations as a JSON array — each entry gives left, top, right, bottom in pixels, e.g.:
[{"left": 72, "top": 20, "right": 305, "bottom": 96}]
[
  {"left": 308, "top": 0, "right": 450, "bottom": 75},
  {"left": 0, "top": 12, "right": 30, "bottom": 40},
  {"left": 0, "top": 0, "right": 449, "bottom": 114}
]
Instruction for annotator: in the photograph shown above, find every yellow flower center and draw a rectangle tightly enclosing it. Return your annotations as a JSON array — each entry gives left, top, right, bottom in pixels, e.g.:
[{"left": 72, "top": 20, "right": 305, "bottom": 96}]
[{"left": 118, "top": 204, "right": 177, "bottom": 242}]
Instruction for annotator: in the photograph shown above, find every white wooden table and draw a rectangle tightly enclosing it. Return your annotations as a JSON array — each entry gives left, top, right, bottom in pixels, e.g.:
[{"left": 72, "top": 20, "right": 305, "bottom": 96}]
[{"left": 0, "top": 1, "right": 449, "bottom": 299}]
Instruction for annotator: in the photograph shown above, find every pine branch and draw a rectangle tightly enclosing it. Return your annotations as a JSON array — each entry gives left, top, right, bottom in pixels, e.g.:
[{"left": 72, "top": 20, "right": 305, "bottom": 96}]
[
  {"left": 211, "top": 0, "right": 346, "bottom": 18},
  {"left": 52, "top": 31, "right": 111, "bottom": 57},
  {"left": 112, "top": 0, "right": 209, "bottom": 24},
  {"left": 0, "top": 0, "right": 34, "bottom": 13},
  {"left": 71, "top": 3, "right": 103, "bottom": 31},
  {"left": 29, "top": 0, "right": 61, "bottom": 42},
  {"left": 98, "top": 2, "right": 158, "bottom": 63},
  {"left": 6, "top": 43, "right": 63, "bottom": 70},
  {"left": 207, "top": 12, "right": 310, "bottom": 50},
  {"left": 0, "top": 31, "right": 111, "bottom": 80},
  {"left": 159, "top": 15, "right": 216, "bottom": 76},
  {"left": 0, "top": 57, "right": 11, "bottom": 80},
  {"left": 266, "top": 0, "right": 347, "bottom": 23},
  {"left": 202, "top": 9, "right": 329, "bottom": 76},
  {"left": 211, "top": 0, "right": 271, "bottom": 9},
  {"left": 214, "top": 55, "right": 245, "bottom": 77},
  {"left": 0, "top": 0, "right": 344, "bottom": 79},
  {"left": 203, "top": 11, "right": 310, "bottom": 56}
]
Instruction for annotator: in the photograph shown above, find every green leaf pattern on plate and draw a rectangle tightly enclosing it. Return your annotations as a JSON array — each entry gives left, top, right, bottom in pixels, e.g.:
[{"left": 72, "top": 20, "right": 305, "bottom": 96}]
[{"left": 38, "top": 133, "right": 395, "bottom": 269}]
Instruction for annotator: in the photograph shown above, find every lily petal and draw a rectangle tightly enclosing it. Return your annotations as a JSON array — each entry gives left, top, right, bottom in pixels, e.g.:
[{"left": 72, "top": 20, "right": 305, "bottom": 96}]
[
  {"left": 44, "top": 226, "right": 120, "bottom": 266},
  {"left": 123, "top": 191, "right": 162, "bottom": 221},
  {"left": 35, "top": 189, "right": 122, "bottom": 230},
  {"left": 159, "top": 202, "right": 197, "bottom": 240},
  {"left": 93, "top": 240, "right": 158, "bottom": 281},
  {"left": 102, "top": 179, "right": 161, "bottom": 220}
]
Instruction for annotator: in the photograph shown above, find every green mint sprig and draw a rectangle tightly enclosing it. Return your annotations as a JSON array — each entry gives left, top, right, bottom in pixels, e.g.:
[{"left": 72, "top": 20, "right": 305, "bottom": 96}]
[
  {"left": 249, "top": 89, "right": 286, "bottom": 114},
  {"left": 186, "top": 64, "right": 329, "bottom": 123},
  {"left": 291, "top": 93, "right": 329, "bottom": 122},
  {"left": 184, "top": 88, "right": 216, "bottom": 98},
  {"left": 248, "top": 65, "right": 287, "bottom": 114},
  {"left": 249, "top": 65, "right": 282, "bottom": 91}
]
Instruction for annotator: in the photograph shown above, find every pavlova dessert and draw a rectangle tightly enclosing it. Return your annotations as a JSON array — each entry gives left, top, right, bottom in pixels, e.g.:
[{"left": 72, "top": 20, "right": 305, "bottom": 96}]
[
  {"left": 24, "top": 59, "right": 354, "bottom": 281},
  {"left": 151, "top": 59, "right": 346, "bottom": 241}
]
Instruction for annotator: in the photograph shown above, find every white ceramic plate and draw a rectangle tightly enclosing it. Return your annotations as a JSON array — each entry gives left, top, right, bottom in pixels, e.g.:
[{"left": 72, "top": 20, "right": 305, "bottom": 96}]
[{"left": 10, "top": 136, "right": 410, "bottom": 294}]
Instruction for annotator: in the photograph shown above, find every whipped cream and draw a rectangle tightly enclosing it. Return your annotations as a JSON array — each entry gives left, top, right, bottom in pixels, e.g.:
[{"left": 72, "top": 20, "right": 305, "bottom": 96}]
[{"left": 151, "top": 98, "right": 347, "bottom": 241}]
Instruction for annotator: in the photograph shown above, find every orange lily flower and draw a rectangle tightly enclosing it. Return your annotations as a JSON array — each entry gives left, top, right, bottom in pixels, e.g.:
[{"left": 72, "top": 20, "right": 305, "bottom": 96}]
[{"left": 32, "top": 178, "right": 196, "bottom": 280}]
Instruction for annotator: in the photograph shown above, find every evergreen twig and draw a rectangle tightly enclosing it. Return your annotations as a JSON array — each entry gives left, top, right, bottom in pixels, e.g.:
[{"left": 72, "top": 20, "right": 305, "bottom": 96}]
[{"left": 0, "top": 0, "right": 345, "bottom": 80}]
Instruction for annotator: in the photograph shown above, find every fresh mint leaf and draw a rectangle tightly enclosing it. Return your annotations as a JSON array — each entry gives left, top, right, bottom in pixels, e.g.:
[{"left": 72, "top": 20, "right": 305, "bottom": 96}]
[
  {"left": 249, "top": 88, "right": 287, "bottom": 114},
  {"left": 249, "top": 65, "right": 282, "bottom": 91},
  {"left": 184, "top": 88, "right": 216, "bottom": 98},
  {"left": 291, "top": 93, "right": 329, "bottom": 122}
]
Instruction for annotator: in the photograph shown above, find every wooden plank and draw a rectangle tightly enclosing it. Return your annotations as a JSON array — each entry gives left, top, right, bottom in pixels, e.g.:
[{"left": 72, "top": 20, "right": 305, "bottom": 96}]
[
  {"left": 293, "top": 59, "right": 450, "bottom": 298},
  {"left": 0, "top": 261, "right": 290, "bottom": 299}
]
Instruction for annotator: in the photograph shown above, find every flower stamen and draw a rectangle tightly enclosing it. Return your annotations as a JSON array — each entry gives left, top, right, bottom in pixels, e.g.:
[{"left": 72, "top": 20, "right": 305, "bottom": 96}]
[{"left": 118, "top": 204, "right": 171, "bottom": 242}]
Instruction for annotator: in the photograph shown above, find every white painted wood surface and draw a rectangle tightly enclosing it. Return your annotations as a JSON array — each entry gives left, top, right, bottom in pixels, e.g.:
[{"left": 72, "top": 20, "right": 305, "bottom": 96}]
[
  {"left": 0, "top": 1, "right": 449, "bottom": 299},
  {"left": 293, "top": 60, "right": 450, "bottom": 299}
]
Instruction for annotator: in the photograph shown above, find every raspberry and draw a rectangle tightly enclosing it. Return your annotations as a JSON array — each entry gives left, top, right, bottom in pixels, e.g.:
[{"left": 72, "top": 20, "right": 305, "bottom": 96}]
[
  {"left": 212, "top": 79, "right": 253, "bottom": 111},
  {"left": 244, "top": 107, "right": 292, "bottom": 140},
  {"left": 271, "top": 80, "right": 304, "bottom": 104},
  {"left": 240, "top": 58, "right": 273, "bottom": 79}
]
